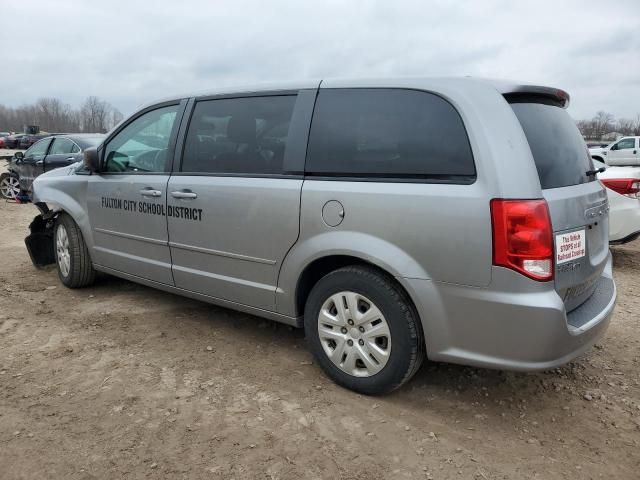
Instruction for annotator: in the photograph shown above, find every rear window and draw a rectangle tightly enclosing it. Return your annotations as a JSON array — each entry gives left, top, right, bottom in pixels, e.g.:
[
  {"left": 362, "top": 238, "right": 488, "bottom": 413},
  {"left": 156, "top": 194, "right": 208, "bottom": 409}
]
[
  {"left": 509, "top": 100, "right": 594, "bottom": 189},
  {"left": 306, "top": 89, "right": 475, "bottom": 181}
]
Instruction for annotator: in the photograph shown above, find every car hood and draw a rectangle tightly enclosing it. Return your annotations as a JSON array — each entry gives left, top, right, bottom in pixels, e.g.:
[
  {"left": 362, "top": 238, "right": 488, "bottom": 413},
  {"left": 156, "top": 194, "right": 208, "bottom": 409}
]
[
  {"left": 34, "top": 164, "right": 77, "bottom": 181},
  {"left": 589, "top": 147, "right": 606, "bottom": 155}
]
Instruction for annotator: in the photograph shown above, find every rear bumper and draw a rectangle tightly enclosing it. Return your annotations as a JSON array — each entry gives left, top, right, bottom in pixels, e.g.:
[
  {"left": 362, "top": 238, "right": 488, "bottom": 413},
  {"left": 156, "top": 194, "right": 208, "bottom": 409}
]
[{"left": 402, "top": 253, "right": 616, "bottom": 371}]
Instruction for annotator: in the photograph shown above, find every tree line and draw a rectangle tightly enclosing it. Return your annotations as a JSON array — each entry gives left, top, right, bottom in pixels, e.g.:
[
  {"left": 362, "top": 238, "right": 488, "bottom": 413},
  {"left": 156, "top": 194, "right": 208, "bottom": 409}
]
[
  {"left": 0, "top": 97, "right": 123, "bottom": 134},
  {"left": 576, "top": 111, "right": 640, "bottom": 140}
]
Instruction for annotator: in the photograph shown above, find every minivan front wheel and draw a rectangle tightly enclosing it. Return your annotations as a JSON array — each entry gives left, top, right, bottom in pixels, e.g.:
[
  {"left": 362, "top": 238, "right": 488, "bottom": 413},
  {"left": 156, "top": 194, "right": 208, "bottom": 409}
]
[
  {"left": 304, "top": 266, "right": 424, "bottom": 395},
  {"left": 54, "top": 213, "right": 95, "bottom": 288}
]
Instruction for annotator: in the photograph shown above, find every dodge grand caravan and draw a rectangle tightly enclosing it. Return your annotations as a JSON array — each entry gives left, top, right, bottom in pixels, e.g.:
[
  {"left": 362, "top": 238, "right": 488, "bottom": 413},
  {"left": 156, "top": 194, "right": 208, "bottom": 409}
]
[{"left": 25, "top": 78, "right": 616, "bottom": 394}]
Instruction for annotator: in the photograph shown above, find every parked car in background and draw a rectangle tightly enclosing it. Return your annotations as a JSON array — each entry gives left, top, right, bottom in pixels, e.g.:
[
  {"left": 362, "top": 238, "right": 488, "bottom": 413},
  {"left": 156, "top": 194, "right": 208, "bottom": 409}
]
[
  {"left": 0, "top": 132, "right": 11, "bottom": 148},
  {"left": 586, "top": 141, "right": 609, "bottom": 149},
  {"left": 3, "top": 133, "right": 27, "bottom": 149},
  {"left": 590, "top": 136, "right": 640, "bottom": 166},
  {"left": 1, "top": 134, "right": 104, "bottom": 199},
  {"left": 593, "top": 159, "right": 640, "bottom": 244},
  {"left": 19, "top": 133, "right": 51, "bottom": 149}
]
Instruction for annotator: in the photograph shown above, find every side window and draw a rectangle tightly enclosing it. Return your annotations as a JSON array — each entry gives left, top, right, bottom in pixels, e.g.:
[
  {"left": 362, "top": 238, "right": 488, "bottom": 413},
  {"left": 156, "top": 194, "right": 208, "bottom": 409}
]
[
  {"left": 306, "top": 89, "right": 475, "bottom": 180},
  {"left": 614, "top": 138, "right": 635, "bottom": 150},
  {"left": 104, "top": 105, "right": 179, "bottom": 173},
  {"left": 25, "top": 138, "right": 51, "bottom": 158},
  {"left": 181, "top": 95, "right": 297, "bottom": 175},
  {"left": 49, "top": 138, "right": 75, "bottom": 155},
  {"left": 70, "top": 143, "right": 81, "bottom": 154}
]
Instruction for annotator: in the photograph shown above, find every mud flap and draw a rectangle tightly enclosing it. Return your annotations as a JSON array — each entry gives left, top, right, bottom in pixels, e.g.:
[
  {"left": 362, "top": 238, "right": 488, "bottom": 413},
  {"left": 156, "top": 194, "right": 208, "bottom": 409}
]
[{"left": 25, "top": 214, "right": 55, "bottom": 267}]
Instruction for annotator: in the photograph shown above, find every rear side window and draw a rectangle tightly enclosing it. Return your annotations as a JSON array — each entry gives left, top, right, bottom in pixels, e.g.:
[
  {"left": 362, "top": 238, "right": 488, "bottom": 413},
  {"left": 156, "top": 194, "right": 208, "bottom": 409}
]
[
  {"left": 306, "top": 89, "right": 475, "bottom": 181},
  {"left": 49, "top": 138, "right": 75, "bottom": 155},
  {"left": 509, "top": 101, "right": 594, "bottom": 189},
  {"left": 181, "top": 95, "right": 297, "bottom": 175}
]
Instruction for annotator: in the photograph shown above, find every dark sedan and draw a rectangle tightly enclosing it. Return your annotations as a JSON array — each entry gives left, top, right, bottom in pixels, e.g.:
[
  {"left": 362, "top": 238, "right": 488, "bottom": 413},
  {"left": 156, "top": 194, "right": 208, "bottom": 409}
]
[{"left": 1, "top": 134, "right": 104, "bottom": 199}]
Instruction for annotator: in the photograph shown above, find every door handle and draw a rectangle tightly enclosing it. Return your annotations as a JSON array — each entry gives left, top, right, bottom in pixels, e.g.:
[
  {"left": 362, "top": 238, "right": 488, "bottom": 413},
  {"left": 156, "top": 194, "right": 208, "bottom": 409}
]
[
  {"left": 140, "top": 188, "right": 162, "bottom": 197},
  {"left": 65, "top": 157, "right": 76, "bottom": 161},
  {"left": 35, "top": 160, "right": 43, "bottom": 166},
  {"left": 171, "top": 190, "right": 198, "bottom": 199}
]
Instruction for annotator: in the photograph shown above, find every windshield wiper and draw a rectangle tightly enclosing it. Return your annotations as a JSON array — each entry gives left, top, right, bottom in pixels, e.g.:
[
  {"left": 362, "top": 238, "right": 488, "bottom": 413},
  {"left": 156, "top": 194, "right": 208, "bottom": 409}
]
[{"left": 586, "top": 167, "right": 606, "bottom": 177}]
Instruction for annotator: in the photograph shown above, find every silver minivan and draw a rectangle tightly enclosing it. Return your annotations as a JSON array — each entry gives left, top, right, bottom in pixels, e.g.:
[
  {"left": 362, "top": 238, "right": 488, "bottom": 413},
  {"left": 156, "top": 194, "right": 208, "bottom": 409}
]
[{"left": 26, "top": 78, "right": 616, "bottom": 394}]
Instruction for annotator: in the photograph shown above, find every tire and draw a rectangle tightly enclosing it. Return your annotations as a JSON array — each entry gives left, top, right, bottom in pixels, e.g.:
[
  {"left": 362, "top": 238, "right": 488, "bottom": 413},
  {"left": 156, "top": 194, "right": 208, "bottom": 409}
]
[
  {"left": 0, "top": 173, "right": 20, "bottom": 199},
  {"left": 304, "top": 265, "right": 424, "bottom": 395},
  {"left": 54, "top": 213, "right": 95, "bottom": 288}
]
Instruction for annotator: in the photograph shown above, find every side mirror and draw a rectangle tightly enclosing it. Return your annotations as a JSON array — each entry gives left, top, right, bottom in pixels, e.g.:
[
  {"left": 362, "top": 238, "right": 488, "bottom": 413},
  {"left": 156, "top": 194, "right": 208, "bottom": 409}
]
[
  {"left": 13, "top": 151, "right": 24, "bottom": 161},
  {"left": 84, "top": 147, "right": 101, "bottom": 173}
]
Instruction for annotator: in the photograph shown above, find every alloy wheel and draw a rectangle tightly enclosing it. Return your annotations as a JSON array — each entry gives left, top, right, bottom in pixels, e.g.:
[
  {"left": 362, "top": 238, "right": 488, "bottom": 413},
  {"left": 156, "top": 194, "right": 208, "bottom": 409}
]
[
  {"left": 0, "top": 176, "right": 20, "bottom": 199},
  {"left": 56, "top": 224, "right": 71, "bottom": 278}
]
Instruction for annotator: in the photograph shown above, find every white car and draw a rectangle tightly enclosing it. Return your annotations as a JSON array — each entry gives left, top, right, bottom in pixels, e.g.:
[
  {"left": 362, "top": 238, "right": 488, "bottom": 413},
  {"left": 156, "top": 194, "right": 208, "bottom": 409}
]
[
  {"left": 594, "top": 159, "right": 640, "bottom": 243},
  {"left": 590, "top": 136, "right": 640, "bottom": 166}
]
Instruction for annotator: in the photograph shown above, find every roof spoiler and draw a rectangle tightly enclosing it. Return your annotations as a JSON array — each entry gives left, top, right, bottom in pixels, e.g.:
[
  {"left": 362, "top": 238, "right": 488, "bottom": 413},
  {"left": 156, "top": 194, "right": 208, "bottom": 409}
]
[{"left": 502, "top": 85, "right": 570, "bottom": 109}]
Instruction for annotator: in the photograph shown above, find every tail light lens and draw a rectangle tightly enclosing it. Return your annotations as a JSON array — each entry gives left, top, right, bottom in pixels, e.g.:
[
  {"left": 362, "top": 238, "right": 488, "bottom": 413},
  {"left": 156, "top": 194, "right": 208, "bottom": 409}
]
[
  {"left": 490, "top": 199, "right": 554, "bottom": 281},
  {"left": 600, "top": 179, "right": 640, "bottom": 199}
]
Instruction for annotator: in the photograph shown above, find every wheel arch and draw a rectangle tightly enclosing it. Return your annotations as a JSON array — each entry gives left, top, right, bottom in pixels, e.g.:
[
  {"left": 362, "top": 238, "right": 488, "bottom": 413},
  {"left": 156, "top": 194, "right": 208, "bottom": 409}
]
[
  {"left": 294, "top": 254, "right": 377, "bottom": 317},
  {"left": 277, "top": 231, "right": 432, "bottom": 319},
  {"left": 32, "top": 184, "right": 95, "bottom": 253}
]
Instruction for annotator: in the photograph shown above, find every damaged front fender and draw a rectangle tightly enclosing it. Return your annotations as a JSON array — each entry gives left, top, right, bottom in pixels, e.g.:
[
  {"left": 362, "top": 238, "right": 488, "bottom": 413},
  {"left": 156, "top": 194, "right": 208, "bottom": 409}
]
[{"left": 24, "top": 203, "right": 57, "bottom": 268}]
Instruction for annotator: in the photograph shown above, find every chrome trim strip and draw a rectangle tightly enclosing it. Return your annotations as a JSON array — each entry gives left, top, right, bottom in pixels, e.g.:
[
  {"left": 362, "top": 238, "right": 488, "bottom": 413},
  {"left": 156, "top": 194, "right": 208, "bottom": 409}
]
[
  {"left": 94, "top": 228, "right": 167, "bottom": 246},
  {"left": 169, "top": 241, "right": 276, "bottom": 265}
]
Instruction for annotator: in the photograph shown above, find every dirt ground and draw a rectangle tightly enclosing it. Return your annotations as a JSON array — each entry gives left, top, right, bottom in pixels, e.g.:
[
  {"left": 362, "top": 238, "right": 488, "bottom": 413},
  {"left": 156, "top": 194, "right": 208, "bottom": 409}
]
[{"left": 0, "top": 200, "right": 638, "bottom": 480}]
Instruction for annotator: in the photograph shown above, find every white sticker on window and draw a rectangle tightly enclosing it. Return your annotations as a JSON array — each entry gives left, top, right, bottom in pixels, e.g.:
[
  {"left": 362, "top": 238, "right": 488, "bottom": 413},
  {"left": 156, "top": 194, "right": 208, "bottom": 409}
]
[{"left": 555, "top": 229, "right": 586, "bottom": 264}]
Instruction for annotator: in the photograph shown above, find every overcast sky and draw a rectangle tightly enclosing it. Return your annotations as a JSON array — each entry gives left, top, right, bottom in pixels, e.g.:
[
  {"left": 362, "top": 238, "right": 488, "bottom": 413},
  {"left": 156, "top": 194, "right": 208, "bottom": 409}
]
[{"left": 1, "top": 0, "right": 639, "bottom": 120}]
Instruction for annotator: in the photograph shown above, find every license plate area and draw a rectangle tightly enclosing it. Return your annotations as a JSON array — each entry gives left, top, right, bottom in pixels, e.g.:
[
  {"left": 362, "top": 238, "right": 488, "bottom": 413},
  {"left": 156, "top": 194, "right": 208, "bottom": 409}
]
[{"left": 555, "top": 229, "right": 586, "bottom": 265}]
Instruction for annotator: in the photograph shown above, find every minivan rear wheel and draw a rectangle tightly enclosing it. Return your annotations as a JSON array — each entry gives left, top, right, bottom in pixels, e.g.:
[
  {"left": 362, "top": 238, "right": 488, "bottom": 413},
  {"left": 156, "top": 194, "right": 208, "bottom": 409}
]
[
  {"left": 54, "top": 213, "right": 96, "bottom": 288},
  {"left": 304, "top": 265, "right": 424, "bottom": 395}
]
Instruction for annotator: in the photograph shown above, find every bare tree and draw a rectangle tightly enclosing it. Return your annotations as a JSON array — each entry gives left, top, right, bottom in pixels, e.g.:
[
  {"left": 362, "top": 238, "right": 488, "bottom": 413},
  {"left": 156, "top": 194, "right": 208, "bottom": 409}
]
[
  {"left": 617, "top": 118, "right": 635, "bottom": 136},
  {"left": 80, "top": 96, "right": 111, "bottom": 133},
  {"left": 593, "top": 111, "right": 615, "bottom": 139},
  {"left": 34, "top": 97, "right": 81, "bottom": 132},
  {"left": 1, "top": 96, "right": 122, "bottom": 134},
  {"left": 633, "top": 114, "right": 640, "bottom": 136}
]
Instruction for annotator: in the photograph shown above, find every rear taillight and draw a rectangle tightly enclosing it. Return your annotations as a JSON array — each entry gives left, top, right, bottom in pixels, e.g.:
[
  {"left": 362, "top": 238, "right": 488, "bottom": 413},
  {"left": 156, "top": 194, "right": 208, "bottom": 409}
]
[
  {"left": 490, "top": 199, "right": 554, "bottom": 281},
  {"left": 601, "top": 179, "right": 640, "bottom": 199}
]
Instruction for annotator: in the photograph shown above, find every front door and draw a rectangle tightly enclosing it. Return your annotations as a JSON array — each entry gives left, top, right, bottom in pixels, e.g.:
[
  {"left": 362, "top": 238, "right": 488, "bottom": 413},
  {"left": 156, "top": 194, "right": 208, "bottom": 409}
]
[
  {"left": 19, "top": 137, "right": 52, "bottom": 192},
  {"left": 86, "top": 103, "right": 183, "bottom": 284},
  {"left": 607, "top": 137, "right": 638, "bottom": 166},
  {"left": 167, "top": 93, "right": 309, "bottom": 311}
]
